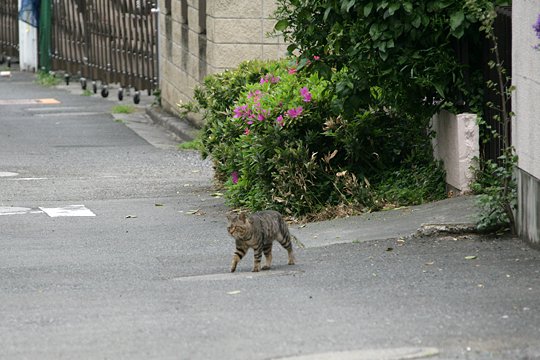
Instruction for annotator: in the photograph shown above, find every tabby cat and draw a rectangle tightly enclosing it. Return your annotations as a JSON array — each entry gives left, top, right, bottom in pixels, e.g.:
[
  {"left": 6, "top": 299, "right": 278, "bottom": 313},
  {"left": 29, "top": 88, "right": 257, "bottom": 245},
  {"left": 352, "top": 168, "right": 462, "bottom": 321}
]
[{"left": 226, "top": 210, "right": 296, "bottom": 272}]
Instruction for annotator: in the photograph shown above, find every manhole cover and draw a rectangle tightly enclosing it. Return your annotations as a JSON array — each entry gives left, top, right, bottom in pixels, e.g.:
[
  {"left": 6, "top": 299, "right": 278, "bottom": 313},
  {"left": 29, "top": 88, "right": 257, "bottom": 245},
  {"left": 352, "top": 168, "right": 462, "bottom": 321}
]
[{"left": 275, "top": 347, "right": 439, "bottom": 360}]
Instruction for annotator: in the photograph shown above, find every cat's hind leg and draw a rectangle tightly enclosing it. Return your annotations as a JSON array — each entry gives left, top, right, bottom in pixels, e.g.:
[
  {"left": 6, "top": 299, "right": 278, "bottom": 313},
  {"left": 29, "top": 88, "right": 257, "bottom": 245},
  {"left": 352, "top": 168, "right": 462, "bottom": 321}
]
[
  {"left": 278, "top": 233, "right": 295, "bottom": 265},
  {"left": 252, "top": 243, "right": 263, "bottom": 272}
]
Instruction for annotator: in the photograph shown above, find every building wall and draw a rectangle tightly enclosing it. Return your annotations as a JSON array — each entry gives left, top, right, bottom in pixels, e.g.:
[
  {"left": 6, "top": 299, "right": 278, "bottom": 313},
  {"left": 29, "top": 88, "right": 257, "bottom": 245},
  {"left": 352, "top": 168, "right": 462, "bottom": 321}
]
[
  {"left": 512, "top": 1, "right": 540, "bottom": 247},
  {"left": 158, "top": 0, "right": 287, "bottom": 120}
]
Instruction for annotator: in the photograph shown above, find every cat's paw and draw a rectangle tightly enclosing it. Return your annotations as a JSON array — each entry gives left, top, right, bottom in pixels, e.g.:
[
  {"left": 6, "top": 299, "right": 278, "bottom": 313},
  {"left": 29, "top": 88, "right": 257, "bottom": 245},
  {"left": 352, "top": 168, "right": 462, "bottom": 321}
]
[
  {"left": 261, "top": 265, "right": 270, "bottom": 270},
  {"left": 252, "top": 267, "right": 260, "bottom": 272}
]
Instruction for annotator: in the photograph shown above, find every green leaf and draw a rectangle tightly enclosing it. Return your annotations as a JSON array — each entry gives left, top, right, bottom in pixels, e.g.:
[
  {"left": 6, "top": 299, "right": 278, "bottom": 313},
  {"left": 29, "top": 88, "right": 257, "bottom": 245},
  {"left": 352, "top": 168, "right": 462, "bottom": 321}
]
[
  {"left": 388, "top": 3, "right": 400, "bottom": 15},
  {"left": 274, "top": 19, "right": 288, "bottom": 32},
  {"left": 450, "top": 10, "right": 465, "bottom": 30},
  {"left": 411, "top": 15, "right": 421, "bottom": 28},
  {"left": 363, "top": 3, "right": 373, "bottom": 17},
  {"left": 403, "top": 2, "right": 413, "bottom": 13},
  {"left": 287, "top": 44, "right": 297, "bottom": 54},
  {"left": 434, "top": 83, "right": 445, "bottom": 98},
  {"left": 341, "top": 0, "right": 356, "bottom": 13},
  {"left": 324, "top": 6, "right": 332, "bottom": 21}
]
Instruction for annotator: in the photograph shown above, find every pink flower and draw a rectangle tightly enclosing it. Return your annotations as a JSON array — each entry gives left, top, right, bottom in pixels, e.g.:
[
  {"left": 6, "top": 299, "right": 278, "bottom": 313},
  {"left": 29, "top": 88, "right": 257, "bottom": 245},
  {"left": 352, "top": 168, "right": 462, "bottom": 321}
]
[
  {"left": 288, "top": 68, "right": 297, "bottom": 74},
  {"left": 271, "top": 76, "right": 280, "bottom": 83},
  {"left": 233, "top": 105, "right": 248, "bottom": 118},
  {"left": 248, "top": 90, "right": 262, "bottom": 99},
  {"left": 276, "top": 115, "right": 284, "bottom": 126},
  {"left": 300, "top": 87, "right": 312, "bottom": 102},
  {"left": 313, "top": 55, "right": 320, "bottom": 60},
  {"left": 257, "top": 113, "right": 265, "bottom": 121},
  {"left": 287, "top": 106, "right": 303, "bottom": 118},
  {"left": 231, "top": 171, "right": 239, "bottom": 184},
  {"left": 244, "top": 128, "right": 250, "bottom": 135}
]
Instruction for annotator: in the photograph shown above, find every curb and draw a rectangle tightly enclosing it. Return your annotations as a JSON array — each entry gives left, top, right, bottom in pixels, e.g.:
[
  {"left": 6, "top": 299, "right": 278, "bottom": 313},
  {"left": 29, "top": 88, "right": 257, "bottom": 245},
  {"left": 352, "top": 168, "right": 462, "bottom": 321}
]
[
  {"left": 145, "top": 105, "right": 200, "bottom": 142},
  {"left": 411, "top": 223, "right": 479, "bottom": 238}
]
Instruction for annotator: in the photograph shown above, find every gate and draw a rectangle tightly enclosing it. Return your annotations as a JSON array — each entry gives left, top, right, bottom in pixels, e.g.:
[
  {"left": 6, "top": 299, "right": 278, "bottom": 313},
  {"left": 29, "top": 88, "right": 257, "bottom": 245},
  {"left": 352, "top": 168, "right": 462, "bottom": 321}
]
[
  {"left": 50, "top": 0, "right": 159, "bottom": 102},
  {"left": 0, "top": 0, "right": 19, "bottom": 65}
]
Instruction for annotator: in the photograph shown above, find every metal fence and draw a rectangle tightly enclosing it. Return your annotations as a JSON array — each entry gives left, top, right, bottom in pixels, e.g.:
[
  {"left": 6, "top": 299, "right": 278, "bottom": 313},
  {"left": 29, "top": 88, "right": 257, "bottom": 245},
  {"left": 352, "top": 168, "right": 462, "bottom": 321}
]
[
  {"left": 50, "top": 0, "right": 159, "bottom": 102},
  {"left": 0, "top": 0, "right": 19, "bottom": 65},
  {"left": 482, "top": 6, "right": 512, "bottom": 162}
]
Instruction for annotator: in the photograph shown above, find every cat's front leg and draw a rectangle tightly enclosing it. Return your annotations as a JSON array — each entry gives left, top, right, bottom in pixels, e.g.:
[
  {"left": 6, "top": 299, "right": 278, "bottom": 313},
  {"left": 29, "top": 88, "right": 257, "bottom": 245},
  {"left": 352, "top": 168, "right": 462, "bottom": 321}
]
[{"left": 231, "top": 247, "right": 246, "bottom": 273}]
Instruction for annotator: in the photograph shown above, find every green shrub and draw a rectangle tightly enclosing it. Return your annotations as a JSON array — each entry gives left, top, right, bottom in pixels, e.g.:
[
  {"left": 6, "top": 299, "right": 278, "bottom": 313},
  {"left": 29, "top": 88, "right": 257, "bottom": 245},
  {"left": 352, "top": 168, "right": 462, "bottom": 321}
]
[{"left": 191, "top": 59, "right": 445, "bottom": 217}]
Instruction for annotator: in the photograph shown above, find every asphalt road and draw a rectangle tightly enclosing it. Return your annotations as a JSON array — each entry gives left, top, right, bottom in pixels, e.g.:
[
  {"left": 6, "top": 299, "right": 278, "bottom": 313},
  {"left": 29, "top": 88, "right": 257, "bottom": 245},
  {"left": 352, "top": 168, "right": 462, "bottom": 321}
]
[{"left": 1, "top": 72, "right": 539, "bottom": 360}]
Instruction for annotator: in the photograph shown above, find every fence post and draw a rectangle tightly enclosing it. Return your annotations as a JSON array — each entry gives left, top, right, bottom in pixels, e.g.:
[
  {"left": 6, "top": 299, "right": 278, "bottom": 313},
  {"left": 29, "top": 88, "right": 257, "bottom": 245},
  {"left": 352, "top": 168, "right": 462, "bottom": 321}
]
[{"left": 39, "top": 0, "right": 51, "bottom": 72}]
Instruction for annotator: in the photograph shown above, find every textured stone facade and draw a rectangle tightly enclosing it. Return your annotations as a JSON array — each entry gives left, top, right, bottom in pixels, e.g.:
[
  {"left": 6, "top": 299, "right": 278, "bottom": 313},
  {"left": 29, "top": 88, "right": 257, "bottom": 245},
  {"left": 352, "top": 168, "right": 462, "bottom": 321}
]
[{"left": 158, "top": 0, "right": 287, "bottom": 118}]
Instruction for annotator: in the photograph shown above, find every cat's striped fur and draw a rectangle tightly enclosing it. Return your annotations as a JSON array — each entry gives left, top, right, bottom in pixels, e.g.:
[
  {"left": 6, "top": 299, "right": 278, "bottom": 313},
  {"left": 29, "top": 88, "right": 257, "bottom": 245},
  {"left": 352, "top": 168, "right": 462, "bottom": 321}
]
[{"left": 226, "top": 210, "right": 295, "bottom": 272}]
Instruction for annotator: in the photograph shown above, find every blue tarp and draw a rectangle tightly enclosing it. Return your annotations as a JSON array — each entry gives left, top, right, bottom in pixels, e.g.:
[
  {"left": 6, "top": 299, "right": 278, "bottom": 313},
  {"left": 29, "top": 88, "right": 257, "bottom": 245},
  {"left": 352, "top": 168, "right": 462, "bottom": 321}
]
[{"left": 19, "top": 0, "right": 40, "bottom": 28}]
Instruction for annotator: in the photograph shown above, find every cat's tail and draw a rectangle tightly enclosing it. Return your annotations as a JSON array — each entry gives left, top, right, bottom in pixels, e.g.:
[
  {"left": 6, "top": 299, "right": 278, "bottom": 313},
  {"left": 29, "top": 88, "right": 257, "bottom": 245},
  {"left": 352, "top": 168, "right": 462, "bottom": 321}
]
[{"left": 290, "top": 233, "right": 305, "bottom": 249}]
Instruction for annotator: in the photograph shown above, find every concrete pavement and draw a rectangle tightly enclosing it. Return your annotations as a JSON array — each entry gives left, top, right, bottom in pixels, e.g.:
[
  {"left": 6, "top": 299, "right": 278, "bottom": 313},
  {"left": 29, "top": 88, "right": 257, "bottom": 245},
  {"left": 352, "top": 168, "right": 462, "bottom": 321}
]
[{"left": 1, "top": 70, "right": 539, "bottom": 360}]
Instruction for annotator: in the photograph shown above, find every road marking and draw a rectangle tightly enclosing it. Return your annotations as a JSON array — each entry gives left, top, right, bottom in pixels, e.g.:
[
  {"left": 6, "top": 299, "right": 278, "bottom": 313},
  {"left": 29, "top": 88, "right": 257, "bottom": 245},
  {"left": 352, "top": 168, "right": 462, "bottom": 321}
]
[
  {"left": 39, "top": 205, "right": 96, "bottom": 217},
  {"left": 33, "top": 112, "right": 107, "bottom": 117},
  {"left": 0, "top": 98, "right": 60, "bottom": 105},
  {"left": 25, "top": 106, "right": 86, "bottom": 112},
  {"left": 0, "top": 172, "right": 19, "bottom": 177},
  {"left": 0, "top": 207, "right": 44, "bottom": 216}
]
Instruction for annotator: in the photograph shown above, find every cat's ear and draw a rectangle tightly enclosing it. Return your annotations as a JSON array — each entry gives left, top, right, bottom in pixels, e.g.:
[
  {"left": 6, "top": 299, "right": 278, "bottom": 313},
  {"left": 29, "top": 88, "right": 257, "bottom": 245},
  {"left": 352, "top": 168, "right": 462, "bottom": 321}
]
[
  {"left": 238, "top": 212, "right": 247, "bottom": 222},
  {"left": 226, "top": 212, "right": 236, "bottom": 222}
]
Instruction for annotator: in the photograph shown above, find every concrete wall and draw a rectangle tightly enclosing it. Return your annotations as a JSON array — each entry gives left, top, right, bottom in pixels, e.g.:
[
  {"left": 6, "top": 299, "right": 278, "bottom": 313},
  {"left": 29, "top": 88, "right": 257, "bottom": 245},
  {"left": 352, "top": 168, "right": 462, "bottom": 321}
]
[
  {"left": 158, "top": 0, "right": 287, "bottom": 119},
  {"left": 431, "top": 111, "right": 479, "bottom": 194},
  {"left": 512, "top": 2, "right": 540, "bottom": 247}
]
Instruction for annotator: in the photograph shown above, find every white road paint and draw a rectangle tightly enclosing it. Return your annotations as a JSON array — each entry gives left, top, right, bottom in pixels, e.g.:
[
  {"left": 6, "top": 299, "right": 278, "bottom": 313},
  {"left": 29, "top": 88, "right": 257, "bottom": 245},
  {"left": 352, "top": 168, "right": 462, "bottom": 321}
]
[
  {"left": 7, "top": 177, "right": 48, "bottom": 181},
  {"left": 39, "top": 205, "right": 96, "bottom": 217},
  {"left": 0, "top": 172, "right": 19, "bottom": 177},
  {"left": 0, "top": 207, "right": 44, "bottom": 216},
  {"left": 33, "top": 112, "right": 107, "bottom": 117}
]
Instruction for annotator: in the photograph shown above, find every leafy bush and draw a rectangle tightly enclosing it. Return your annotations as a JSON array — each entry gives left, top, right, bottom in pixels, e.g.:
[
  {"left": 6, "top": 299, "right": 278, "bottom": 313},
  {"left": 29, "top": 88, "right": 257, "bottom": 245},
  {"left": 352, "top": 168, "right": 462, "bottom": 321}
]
[
  {"left": 471, "top": 152, "right": 517, "bottom": 232},
  {"left": 275, "top": 0, "right": 510, "bottom": 119},
  {"left": 191, "top": 59, "right": 446, "bottom": 218}
]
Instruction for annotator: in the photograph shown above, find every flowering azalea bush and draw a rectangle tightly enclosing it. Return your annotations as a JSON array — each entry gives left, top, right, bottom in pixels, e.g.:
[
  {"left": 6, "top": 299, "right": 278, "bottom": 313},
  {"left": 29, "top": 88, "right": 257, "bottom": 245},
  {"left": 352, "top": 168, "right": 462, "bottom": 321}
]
[
  {"left": 200, "top": 59, "right": 350, "bottom": 214},
  {"left": 191, "top": 59, "right": 445, "bottom": 218}
]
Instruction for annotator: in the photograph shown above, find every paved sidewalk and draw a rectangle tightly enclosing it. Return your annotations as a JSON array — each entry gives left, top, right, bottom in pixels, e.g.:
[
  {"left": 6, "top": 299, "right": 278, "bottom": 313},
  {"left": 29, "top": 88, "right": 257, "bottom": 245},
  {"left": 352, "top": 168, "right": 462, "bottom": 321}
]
[{"left": 292, "top": 195, "right": 479, "bottom": 248}]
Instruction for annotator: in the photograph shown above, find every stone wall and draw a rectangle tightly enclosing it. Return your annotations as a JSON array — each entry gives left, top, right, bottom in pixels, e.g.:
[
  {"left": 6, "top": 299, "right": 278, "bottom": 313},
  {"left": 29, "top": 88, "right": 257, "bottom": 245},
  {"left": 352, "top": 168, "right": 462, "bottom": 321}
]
[
  {"left": 158, "top": 0, "right": 287, "bottom": 120},
  {"left": 512, "top": 1, "right": 540, "bottom": 247}
]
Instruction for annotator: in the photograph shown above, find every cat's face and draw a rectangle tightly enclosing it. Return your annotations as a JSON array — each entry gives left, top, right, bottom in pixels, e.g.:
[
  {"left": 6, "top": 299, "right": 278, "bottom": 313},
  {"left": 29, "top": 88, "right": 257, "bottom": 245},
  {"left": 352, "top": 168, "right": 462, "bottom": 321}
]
[{"left": 227, "top": 212, "right": 251, "bottom": 240}]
